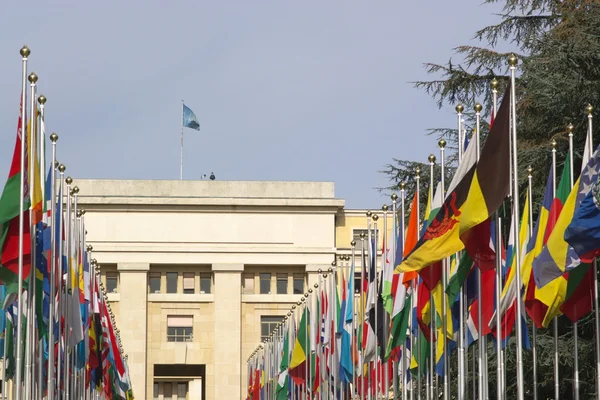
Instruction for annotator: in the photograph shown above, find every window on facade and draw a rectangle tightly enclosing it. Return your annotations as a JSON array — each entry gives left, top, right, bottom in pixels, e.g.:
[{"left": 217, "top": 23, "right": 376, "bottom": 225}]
[
  {"left": 183, "top": 272, "right": 195, "bottom": 294},
  {"left": 276, "top": 274, "right": 287, "bottom": 294},
  {"left": 354, "top": 273, "right": 362, "bottom": 294},
  {"left": 242, "top": 274, "right": 254, "bottom": 294},
  {"left": 352, "top": 229, "right": 378, "bottom": 251},
  {"left": 200, "top": 273, "right": 211, "bottom": 294},
  {"left": 106, "top": 273, "right": 118, "bottom": 293},
  {"left": 153, "top": 383, "right": 159, "bottom": 400},
  {"left": 177, "top": 382, "right": 188, "bottom": 399},
  {"left": 259, "top": 273, "right": 271, "bottom": 294},
  {"left": 293, "top": 274, "right": 304, "bottom": 294},
  {"left": 164, "top": 382, "right": 172, "bottom": 397},
  {"left": 149, "top": 272, "right": 161, "bottom": 293},
  {"left": 261, "top": 316, "right": 284, "bottom": 341},
  {"left": 167, "top": 315, "right": 193, "bottom": 342},
  {"left": 166, "top": 272, "right": 178, "bottom": 294}
]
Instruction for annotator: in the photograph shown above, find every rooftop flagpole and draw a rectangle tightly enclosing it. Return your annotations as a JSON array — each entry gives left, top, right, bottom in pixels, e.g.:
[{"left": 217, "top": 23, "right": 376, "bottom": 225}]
[{"left": 181, "top": 100, "right": 184, "bottom": 180}]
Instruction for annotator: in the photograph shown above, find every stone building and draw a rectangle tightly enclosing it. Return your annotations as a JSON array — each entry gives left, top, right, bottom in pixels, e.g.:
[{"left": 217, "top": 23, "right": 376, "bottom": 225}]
[{"left": 75, "top": 179, "right": 393, "bottom": 400}]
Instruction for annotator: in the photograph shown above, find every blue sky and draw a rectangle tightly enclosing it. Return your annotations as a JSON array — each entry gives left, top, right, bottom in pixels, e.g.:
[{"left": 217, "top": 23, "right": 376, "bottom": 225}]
[{"left": 0, "top": 1, "right": 504, "bottom": 209}]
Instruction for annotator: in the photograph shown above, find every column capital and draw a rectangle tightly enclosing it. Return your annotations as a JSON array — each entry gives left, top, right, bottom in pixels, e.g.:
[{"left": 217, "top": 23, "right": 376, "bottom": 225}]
[
  {"left": 211, "top": 263, "right": 244, "bottom": 272},
  {"left": 117, "top": 262, "right": 150, "bottom": 272}
]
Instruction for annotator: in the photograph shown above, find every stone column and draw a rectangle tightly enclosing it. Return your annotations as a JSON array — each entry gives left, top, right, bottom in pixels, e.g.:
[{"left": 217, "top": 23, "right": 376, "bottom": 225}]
[
  {"left": 117, "top": 262, "right": 149, "bottom": 400},
  {"left": 212, "top": 263, "right": 243, "bottom": 399}
]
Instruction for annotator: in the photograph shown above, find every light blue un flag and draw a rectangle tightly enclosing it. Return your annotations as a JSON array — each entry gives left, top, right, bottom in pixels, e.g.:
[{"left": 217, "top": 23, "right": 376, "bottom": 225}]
[{"left": 183, "top": 104, "right": 200, "bottom": 131}]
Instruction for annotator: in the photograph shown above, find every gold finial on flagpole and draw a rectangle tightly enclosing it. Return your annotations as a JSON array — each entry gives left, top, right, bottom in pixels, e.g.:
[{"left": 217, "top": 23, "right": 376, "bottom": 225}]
[
  {"left": 87, "top": 245, "right": 93, "bottom": 252},
  {"left": 28, "top": 73, "right": 38, "bottom": 83},
  {"left": 20, "top": 46, "right": 30, "bottom": 58},
  {"left": 586, "top": 104, "right": 594, "bottom": 115},
  {"left": 491, "top": 78, "right": 499, "bottom": 90},
  {"left": 328, "top": 267, "right": 333, "bottom": 273},
  {"left": 416, "top": 167, "right": 421, "bottom": 179},
  {"left": 50, "top": 133, "right": 58, "bottom": 142},
  {"left": 391, "top": 193, "right": 398, "bottom": 201},
  {"left": 308, "top": 288, "right": 313, "bottom": 294},
  {"left": 527, "top": 166, "right": 533, "bottom": 178},
  {"left": 429, "top": 154, "right": 436, "bottom": 163},
  {"left": 382, "top": 204, "right": 388, "bottom": 211},
  {"left": 38, "top": 95, "right": 46, "bottom": 105},
  {"left": 366, "top": 210, "right": 372, "bottom": 218},
  {"left": 65, "top": 177, "right": 72, "bottom": 185},
  {"left": 72, "top": 186, "right": 79, "bottom": 195},
  {"left": 400, "top": 182, "right": 406, "bottom": 190},
  {"left": 474, "top": 103, "right": 482, "bottom": 113},
  {"left": 351, "top": 240, "right": 356, "bottom": 247},
  {"left": 59, "top": 164, "right": 66, "bottom": 173},
  {"left": 455, "top": 104, "right": 464, "bottom": 113},
  {"left": 508, "top": 53, "right": 518, "bottom": 66},
  {"left": 438, "top": 139, "right": 446, "bottom": 148},
  {"left": 314, "top": 283, "right": 318, "bottom": 289},
  {"left": 372, "top": 214, "right": 379, "bottom": 222},
  {"left": 567, "top": 123, "right": 574, "bottom": 133},
  {"left": 551, "top": 139, "right": 557, "bottom": 149}
]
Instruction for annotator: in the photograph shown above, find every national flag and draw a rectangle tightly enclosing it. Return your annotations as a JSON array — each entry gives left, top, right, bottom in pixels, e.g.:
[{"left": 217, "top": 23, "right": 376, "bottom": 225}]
[
  {"left": 396, "top": 85, "right": 510, "bottom": 274},
  {"left": 288, "top": 307, "right": 308, "bottom": 384},
  {"left": 183, "top": 104, "right": 200, "bottom": 131},
  {"left": 534, "top": 144, "right": 600, "bottom": 288},
  {"left": 0, "top": 98, "right": 31, "bottom": 294}
]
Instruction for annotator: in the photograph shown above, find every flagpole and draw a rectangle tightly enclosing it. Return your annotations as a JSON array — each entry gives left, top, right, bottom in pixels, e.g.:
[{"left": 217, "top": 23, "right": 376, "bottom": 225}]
[
  {"left": 585, "top": 103, "right": 600, "bottom": 399},
  {"left": 390, "top": 192, "right": 399, "bottom": 400},
  {"left": 551, "top": 139, "right": 560, "bottom": 400},
  {"left": 359, "top": 232, "right": 365, "bottom": 400},
  {"left": 410, "top": 168, "right": 420, "bottom": 400},
  {"left": 57, "top": 164, "right": 66, "bottom": 399},
  {"left": 428, "top": 155, "right": 435, "bottom": 400},
  {"left": 180, "top": 100, "right": 184, "bottom": 180},
  {"left": 436, "top": 139, "right": 449, "bottom": 400},
  {"left": 472, "top": 102, "right": 488, "bottom": 400},
  {"left": 25, "top": 71, "right": 38, "bottom": 400},
  {"left": 508, "top": 53, "right": 525, "bottom": 400},
  {"left": 371, "top": 215, "right": 379, "bottom": 400},
  {"left": 455, "top": 103, "right": 466, "bottom": 400},
  {"left": 381, "top": 204, "right": 390, "bottom": 400},
  {"left": 394, "top": 186, "right": 405, "bottom": 400},
  {"left": 15, "top": 45, "right": 30, "bottom": 400},
  {"left": 351, "top": 242, "right": 357, "bottom": 398},
  {"left": 527, "top": 165, "right": 536, "bottom": 400},
  {"left": 565, "top": 122, "right": 579, "bottom": 400}
]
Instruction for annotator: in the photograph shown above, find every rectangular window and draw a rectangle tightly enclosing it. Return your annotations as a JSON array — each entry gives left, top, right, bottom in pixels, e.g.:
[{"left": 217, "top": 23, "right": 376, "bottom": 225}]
[
  {"left": 354, "top": 273, "right": 362, "bottom": 295},
  {"left": 183, "top": 272, "right": 195, "bottom": 294},
  {"left": 167, "top": 315, "right": 193, "bottom": 342},
  {"left": 163, "top": 382, "right": 172, "bottom": 398},
  {"left": 276, "top": 274, "right": 287, "bottom": 294},
  {"left": 166, "top": 272, "right": 178, "bottom": 294},
  {"left": 293, "top": 274, "right": 304, "bottom": 295},
  {"left": 259, "top": 273, "right": 271, "bottom": 294},
  {"left": 177, "top": 382, "right": 188, "bottom": 399},
  {"left": 149, "top": 272, "right": 161, "bottom": 293},
  {"left": 200, "top": 273, "right": 211, "bottom": 294},
  {"left": 242, "top": 273, "right": 254, "bottom": 294},
  {"left": 106, "top": 273, "right": 118, "bottom": 293},
  {"left": 260, "top": 316, "right": 284, "bottom": 341}
]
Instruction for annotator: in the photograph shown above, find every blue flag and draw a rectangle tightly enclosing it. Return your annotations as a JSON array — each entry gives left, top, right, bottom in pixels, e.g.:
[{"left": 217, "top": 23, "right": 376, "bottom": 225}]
[
  {"left": 565, "top": 173, "right": 600, "bottom": 259},
  {"left": 183, "top": 104, "right": 200, "bottom": 131}
]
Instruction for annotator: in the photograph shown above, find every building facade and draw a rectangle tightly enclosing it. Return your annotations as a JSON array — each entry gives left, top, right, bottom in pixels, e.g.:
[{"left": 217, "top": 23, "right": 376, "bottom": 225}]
[{"left": 76, "top": 179, "right": 392, "bottom": 400}]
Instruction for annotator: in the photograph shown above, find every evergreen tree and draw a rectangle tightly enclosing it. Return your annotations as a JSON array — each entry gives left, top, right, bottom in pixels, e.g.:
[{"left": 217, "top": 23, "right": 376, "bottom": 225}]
[{"left": 384, "top": 1, "right": 600, "bottom": 398}]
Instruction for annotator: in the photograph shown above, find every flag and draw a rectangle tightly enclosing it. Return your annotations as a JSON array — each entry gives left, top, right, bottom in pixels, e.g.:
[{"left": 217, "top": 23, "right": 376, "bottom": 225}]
[
  {"left": 395, "top": 85, "right": 510, "bottom": 274},
  {"left": 0, "top": 99, "right": 31, "bottom": 294},
  {"left": 183, "top": 104, "right": 200, "bottom": 131},
  {"left": 534, "top": 143, "right": 600, "bottom": 288},
  {"left": 288, "top": 307, "right": 308, "bottom": 384}
]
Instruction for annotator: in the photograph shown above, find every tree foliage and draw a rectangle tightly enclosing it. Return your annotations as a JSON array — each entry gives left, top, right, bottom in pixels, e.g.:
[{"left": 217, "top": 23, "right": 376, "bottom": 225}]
[{"left": 384, "top": 0, "right": 600, "bottom": 398}]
